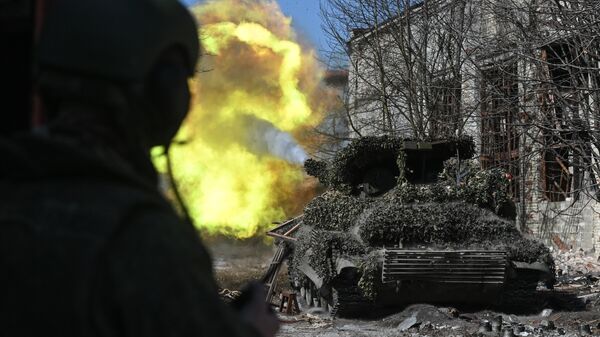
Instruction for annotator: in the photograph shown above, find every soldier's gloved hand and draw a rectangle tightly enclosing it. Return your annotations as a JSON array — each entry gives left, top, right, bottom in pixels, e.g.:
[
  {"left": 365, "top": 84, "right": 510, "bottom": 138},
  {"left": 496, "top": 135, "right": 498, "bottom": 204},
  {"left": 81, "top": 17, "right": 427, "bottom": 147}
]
[{"left": 233, "top": 282, "right": 280, "bottom": 337}]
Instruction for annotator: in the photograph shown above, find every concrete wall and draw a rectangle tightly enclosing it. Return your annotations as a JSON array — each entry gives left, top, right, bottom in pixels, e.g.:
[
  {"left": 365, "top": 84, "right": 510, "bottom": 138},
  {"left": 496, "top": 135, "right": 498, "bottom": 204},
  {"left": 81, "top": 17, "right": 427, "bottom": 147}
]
[{"left": 523, "top": 197, "right": 600, "bottom": 256}]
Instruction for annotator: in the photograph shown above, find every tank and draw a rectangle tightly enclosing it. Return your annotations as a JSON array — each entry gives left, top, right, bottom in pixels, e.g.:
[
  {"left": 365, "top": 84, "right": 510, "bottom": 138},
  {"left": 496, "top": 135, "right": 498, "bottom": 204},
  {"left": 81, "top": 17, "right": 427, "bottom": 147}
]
[{"left": 279, "top": 136, "right": 555, "bottom": 317}]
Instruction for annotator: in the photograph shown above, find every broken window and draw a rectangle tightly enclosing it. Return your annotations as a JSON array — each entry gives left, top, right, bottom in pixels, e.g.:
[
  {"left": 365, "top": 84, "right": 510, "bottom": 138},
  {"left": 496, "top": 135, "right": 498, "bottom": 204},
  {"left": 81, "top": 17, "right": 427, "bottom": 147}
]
[
  {"left": 543, "top": 43, "right": 581, "bottom": 119},
  {"left": 541, "top": 144, "right": 571, "bottom": 202},
  {"left": 480, "top": 62, "right": 520, "bottom": 199},
  {"left": 538, "top": 43, "right": 586, "bottom": 202},
  {"left": 429, "top": 78, "right": 461, "bottom": 138}
]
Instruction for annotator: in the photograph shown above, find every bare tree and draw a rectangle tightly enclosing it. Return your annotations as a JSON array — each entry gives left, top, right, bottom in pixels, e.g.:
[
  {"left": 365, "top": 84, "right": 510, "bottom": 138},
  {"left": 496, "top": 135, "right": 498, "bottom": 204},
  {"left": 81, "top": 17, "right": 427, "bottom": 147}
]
[
  {"left": 471, "top": 1, "right": 600, "bottom": 203},
  {"left": 319, "top": 0, "right": 600, "bottom": 250},
  {"left": 320, "top": 0, "right": 479, "bottom": 139}
]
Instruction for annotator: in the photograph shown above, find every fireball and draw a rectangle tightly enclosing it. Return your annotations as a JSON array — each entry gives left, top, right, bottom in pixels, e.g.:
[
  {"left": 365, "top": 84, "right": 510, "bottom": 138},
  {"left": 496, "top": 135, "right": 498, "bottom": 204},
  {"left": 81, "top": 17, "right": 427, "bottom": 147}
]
[{"left": 154, "top": 0, "right": 327, "bottom": 238}]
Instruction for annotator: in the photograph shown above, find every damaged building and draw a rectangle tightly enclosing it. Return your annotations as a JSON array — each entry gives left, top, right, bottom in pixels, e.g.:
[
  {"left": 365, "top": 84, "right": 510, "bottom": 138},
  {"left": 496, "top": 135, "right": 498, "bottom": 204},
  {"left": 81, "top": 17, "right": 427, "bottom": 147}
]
[{"left": 339, "top": 0, "right": 600, "bottom": 258}]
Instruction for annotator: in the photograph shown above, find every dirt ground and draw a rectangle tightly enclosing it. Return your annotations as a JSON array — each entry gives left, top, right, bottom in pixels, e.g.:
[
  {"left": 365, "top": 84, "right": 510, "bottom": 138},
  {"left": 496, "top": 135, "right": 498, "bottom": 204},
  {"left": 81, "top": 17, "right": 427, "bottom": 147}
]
[
  {"left": 206, "top": 239, "right": 600, "bottom": 337},
  {"left": 206, "top": 237, "right": 289, "bottom": 291},
  {"left": 275, "top": 294, "right": 599, "bottom": 337}
]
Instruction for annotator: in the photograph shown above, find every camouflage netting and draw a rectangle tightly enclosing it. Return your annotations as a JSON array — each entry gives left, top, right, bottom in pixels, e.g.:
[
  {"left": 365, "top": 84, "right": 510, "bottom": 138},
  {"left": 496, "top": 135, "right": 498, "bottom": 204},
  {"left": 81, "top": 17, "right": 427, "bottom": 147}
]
[
  {"left": 384, "top": 171, "right": 516, "bottom": 220},
  {"left": 307, "top": 230, "right": 366, "bottom": 284},
  {"left": 303, "top": 191, "right": 373, "bottom": 231},
  {"left": 287, "top": 227, "right": 366, "bottom": 287},
  {"left": 291, "top": 136, "right": 554, "bottom": 300},
  {"left": 304, "top": 158, "right": 328, "bottom": 185},
  {"left": 304, "top": 135, "right": 477, "bottom": 194},
  {"left": 305, "top": 136, "right": 404, "bottom": 194},
  {"left": 357, "top": 200, "right": 552, "bottom": 267},
  {"left": 357, "top": 250, "right": 383, "bottom": 300}
]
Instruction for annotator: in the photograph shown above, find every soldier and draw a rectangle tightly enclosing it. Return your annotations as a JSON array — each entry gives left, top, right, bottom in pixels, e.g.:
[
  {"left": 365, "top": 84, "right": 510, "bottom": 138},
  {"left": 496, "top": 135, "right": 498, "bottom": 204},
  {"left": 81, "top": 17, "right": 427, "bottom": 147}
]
[{"left": 0, "top": 0, "right": 279, "bottom": 336}]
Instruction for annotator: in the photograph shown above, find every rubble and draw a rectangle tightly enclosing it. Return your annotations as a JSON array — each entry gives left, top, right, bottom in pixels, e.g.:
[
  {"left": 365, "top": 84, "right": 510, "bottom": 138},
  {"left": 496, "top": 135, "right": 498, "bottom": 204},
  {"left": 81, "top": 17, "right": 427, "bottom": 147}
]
[
  {"left": 503, "top": 328, "right": 516, "bottom": 337},
  {"left": 553, "top": 248, "right": 600, "bottom": 278},
  {"left": 397, "top": 312, "right": 419, "bottom": 331},
  {"left": 491, "top": 316, "right": 503, "bottom": 332},
  {"left": 277, "top": 291, "right": 600, "bottom": 337},
  {"left": 579, "top": 324, "right": 592, "bottom": 335},
  {"left": 282, "top": 259, "right": 599, "bottom": 336},
  {"left": 550, "top": 248, "right": 600, "bottom": 315},
  {"left": 539, "top": 319, "right": 555, "bottom": 330},
  {"left": 478, "top": 321, "right": 492, "bottom": 333}
]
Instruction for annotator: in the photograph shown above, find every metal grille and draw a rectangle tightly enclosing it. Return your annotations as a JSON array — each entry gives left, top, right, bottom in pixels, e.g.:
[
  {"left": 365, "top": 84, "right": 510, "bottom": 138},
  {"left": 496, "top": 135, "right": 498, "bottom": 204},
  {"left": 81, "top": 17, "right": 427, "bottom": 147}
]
[{"left": 382, "top": 249, "right": 508, "bottom": 285}]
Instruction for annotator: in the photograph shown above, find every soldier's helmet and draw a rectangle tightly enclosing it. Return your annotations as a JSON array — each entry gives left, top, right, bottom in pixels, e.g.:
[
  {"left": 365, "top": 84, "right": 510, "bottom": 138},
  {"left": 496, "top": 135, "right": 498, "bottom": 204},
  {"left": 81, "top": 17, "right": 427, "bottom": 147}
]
[
  {"left": 36, "top": 0, "right": 200, "bottom": 147},
  {"left": 37, "top": 0, "right": 199, "bottom": 82}
]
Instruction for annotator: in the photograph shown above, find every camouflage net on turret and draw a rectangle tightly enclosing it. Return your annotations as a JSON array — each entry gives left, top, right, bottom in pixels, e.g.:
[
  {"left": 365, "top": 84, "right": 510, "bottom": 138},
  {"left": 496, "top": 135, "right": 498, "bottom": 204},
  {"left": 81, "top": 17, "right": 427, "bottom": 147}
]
[
  {"left": 305, "top": 136, "right": 404, "bottom": 194},
  {"left": 303, "top": 191, "right": 374, "bottom": 231},
  {"left": 304, "top": 158, "right": 328, "bottom": 186},
  {"left": 304, "top": 135, "right": 476, "bottom": 194}
]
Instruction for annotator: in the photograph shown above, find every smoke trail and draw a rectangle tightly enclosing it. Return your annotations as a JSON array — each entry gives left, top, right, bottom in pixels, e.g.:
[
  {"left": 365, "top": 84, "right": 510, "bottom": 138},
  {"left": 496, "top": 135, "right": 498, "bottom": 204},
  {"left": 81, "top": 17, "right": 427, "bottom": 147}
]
[{"left": 244, "top": 116, "right": 309, "bottom": 164}]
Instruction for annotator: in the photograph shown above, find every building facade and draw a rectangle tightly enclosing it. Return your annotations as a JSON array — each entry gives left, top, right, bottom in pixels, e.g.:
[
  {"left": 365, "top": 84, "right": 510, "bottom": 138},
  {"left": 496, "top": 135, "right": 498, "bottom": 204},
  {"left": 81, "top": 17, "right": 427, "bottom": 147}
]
[{"left": 344, "top": 0, "right": 600, "bottom": 256}]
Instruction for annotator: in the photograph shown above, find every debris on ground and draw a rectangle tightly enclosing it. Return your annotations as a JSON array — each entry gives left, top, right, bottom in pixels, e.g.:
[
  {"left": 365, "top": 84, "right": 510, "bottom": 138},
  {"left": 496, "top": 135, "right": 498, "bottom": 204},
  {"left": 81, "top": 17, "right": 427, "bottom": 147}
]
[
  {"left": 553, "top": 248, "right": 600, "bottom": 279},
  {"left": 396, "top": 312, "right": 419, "bottom": 331},
  {"left": 218, "top": 288, "right": 241, "bottom": 302},
  {"left": 208, "top": 234, "right": 600, "bottom": 337},
  {"left": 277, "top": 249, "right": 600, "bottom": 337}
]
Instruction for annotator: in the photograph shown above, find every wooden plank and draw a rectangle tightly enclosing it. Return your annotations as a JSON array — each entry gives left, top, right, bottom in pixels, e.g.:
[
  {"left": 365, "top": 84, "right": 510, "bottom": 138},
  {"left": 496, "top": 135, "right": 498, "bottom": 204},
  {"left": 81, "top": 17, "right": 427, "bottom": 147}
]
[
  {"left": 263, "top": 245, "right": 287, "bottom": 303},
  {"left": 266, "top": 215, "right": 304, "bottom": 242},
  {"left": 267, "top": 215, "right": 302, "bottom": 234},
  {"left": 553, "top": 180, "right": 569, "bottom": 199},
  {"left": 266, "top": 231, "right": 298, "bottom": 242},
  {"left": 555, "top": 155, "right": 571, "bottom": 176},
  {"left": 283, "top": 221, "right": 303, "bottom": 236}
]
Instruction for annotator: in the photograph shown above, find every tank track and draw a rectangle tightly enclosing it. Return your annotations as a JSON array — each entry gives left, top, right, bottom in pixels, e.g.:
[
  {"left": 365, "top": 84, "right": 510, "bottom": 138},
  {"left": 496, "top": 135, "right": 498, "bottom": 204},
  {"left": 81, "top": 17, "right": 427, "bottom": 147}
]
[
  {"left": 300, "top": 280, "right": 373, "bottom": 318},
  {"left": 330, "top": 285, "right": 373, "bottom": 318},
  {"left": 299, "top": 228, "right": 374, "bottom": 317},
  {"left": 498, "top": 275, "right": 543, "bottom": 310}
]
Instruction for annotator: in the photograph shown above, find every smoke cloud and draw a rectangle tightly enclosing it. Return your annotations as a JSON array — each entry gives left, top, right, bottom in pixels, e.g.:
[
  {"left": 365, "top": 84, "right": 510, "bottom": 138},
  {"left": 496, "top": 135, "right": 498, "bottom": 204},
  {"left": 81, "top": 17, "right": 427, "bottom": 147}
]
[{"left": 153, "top": 0, "right": 334, "bottom": 238}]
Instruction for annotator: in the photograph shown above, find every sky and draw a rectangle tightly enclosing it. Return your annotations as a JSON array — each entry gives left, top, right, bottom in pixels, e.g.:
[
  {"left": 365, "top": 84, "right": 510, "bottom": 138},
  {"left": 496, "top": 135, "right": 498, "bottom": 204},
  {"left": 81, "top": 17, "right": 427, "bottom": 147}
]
[
  {"left": 182, "top": 0, "right": 326, "bottom": 54},
  {"left": 276, "top": 1, "right": 325, "bottom": 52}
]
